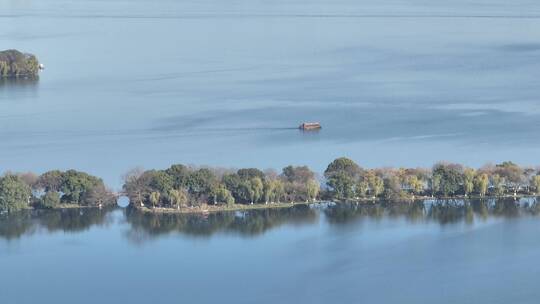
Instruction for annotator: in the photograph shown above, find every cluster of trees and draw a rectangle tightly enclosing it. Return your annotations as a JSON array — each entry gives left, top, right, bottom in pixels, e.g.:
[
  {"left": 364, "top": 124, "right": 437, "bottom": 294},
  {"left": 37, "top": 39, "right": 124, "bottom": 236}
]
[
  {"left": 0, "top": 170, "right": 115, "bottom": 213},
  {"left": 123, "top": 158, "right": 540, "bottom": 209},
  {"left": 3, "top": 157, "right": 540, "bottom": 213},
  {"left": 324, "top": 158, "right": 540, "bottom": 200},
  {"left": 0, "top": 49, "right": 39, "bottom": 78},
  {"left": 122, "top": 164, "right": 320, "bottom": 209}
]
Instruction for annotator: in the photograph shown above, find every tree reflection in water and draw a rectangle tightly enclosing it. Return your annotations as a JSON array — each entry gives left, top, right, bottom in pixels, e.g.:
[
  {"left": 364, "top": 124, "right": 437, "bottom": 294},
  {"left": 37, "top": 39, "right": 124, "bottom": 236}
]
[
  {"left": 124, "top": 205, "right": 319, "bottom": 243},
  {"left": 0, "top": 207, "right": 115, "bottom": 240},
  {"left": 1, "top": 197, "right": 540, "bottom": 242}
]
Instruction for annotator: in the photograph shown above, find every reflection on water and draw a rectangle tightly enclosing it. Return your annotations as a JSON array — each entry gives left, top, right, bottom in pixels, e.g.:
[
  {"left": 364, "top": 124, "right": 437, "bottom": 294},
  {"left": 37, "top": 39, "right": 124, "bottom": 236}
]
[
  {"left": 124, "top": 205, "right": 318, "bottom": 243},
  {"left": 0, "top": 207, "right": 114, "bottom": 240},
  {"left": 0, "top": 77, "right": 39, "bottom": 100},
  {"left": 1, "top": 197, "right": 539, "bottom": 241},
  {"left": 0, "top": 77, "right": 39, "bottom": 87}
]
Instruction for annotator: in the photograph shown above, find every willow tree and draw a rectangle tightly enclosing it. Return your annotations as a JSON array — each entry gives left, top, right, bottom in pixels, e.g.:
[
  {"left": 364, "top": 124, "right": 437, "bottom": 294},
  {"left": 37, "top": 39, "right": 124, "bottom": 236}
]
[
  {"left": 210, "top": 185, "right": 234, "bottom": 205},
  {"left": 474, "top": 173, "right": 489, "bottom": 197},
  {"left": 306, "top": 180, "right": 320, "bottom": 202},
  {"left": 532, "top": 175, "right": 540, "bottom": 195},
  {"left": 408, "top": 175, "right": 424, "bottom": 195},
  {"left": 168, "top": 189, "right": 188, "bottom": 209},
  {"left": 463, "top": 168, "right": 476, "bottom": 196},
  {"left": 149, "top": 191, "right": 161, "bottom": 208},
  {"left": 491, "top": 174, "right": 504, "bottom": 196},
  {"left": 249, "top": 177, "right": 264, "bottom": 204}
]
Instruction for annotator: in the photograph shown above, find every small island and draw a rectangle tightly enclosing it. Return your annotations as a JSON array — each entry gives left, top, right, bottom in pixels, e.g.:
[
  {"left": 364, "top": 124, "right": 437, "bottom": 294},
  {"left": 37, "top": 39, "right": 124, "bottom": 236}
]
[
  {"left": 0, "top": 49, "right": 40, "bottom": 78},
  {"left": 122, "top": 159, "right": 540, "bottom": 214},
  {"left": 0, "top": 170, "right": 116, "bottom": 213},
  {"left": 2, "top": 158, "right": 540, "bottom": 214}
]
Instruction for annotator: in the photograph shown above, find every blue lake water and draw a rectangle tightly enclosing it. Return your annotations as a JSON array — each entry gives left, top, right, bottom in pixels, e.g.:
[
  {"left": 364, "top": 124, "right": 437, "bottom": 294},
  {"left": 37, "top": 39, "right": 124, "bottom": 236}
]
[
  {"left": 2, "top": 0, "right": 540, "bottom": 187},
  {"left": 2, "top": 1, "right": 540, "bottom": 303},
  {"left": 2, "top": 199, "right": 540, "bottom": 304}
]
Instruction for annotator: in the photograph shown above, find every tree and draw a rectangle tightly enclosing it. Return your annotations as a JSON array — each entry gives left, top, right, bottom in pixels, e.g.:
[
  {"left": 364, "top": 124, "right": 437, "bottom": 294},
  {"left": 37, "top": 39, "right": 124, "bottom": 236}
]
[
  {"left": 148, "top": 170, "right": 173, "bottom": 194},
  {"left": 531, "top": 175, "right": 540, "bottom": 195},
  {"left": 60, "top": 170, "right": 103, "bottom": 204},
  {"left": 237, "top": 168, "right": 265, "bottom": 181},
  {"left": 429, "top": 174, "right": 441, "bottom": 197},
  {"left": 239, "top": 181, "right": 255, "bottom": 204},
  {"left": 366, "top": 171, "right": 384, "bottom": 197},
  {"left": 0, "top": 174, "right": 31, "bottom": 213},
  {"left": 432, "top": 163, "right": 464, "bottom": 197},
  {"left": 491, "top": 174, "right": 504, "bottom": 196},
  {"left": 463, "top": 168, "right": 475, "bottom": 196},
  {"left": 249, "top": 177, "right": 264, "bottom": 204},
  {"left": 149, "top": 191, "right": 161, "bottom": 208},
  {"left": 185, "top": 168, "right": 217, "bottom": 199},
  {"left": 324, "top": 158, "right": 363, "bottom": 199},
  {"left": 495, "top": 161, "right": 524, "bottom": 194},
  {"left": 222, "top": 173, "right": 245, "bottom": 203},
  {"left": 168, "top": 188, "right": 188, "bottom": 209},
  {"left": 81, "top": 184, "right": 115, "bottom": 207},
  {"left": 273, "top": 180, "right": 285, "bottom": 203},
  {"left": 17, "top": 172, "right": 38, "bottom": 189},
  {"left": 263, "top": 179, "right": 275, "bottom": 203},
  {"left": 324, "top": 157, "right": 362, "bottom": 178},
  {"left": 327, "top": 172, "right": 355, "bottom": 199},
  {"left": 40, "top": 191, "right": 61, "bottom": 209},
  {"left": 123, "top": 168, "right": 152, "bottom": 207},
  {"left": 280, "top": 166, "right": 318, "bottom": 202},
  {"left": 383, "top": 175, "right": 407, "bottom": 201},
  {"left": 356, "top": 180, "right": 369, "bottom": 198},
  {"left": 282, "top": 166, "right": 315, "bottom": 184},
  {"left": 223, "top": 170, "right": 266, "bottom": 204},
  {"left": 306, "top": 180, "right": 320, "bottom": 202},
  {"left": 37, "top": 170, "right": 64, "bottom": 192},
  {"left": 474, "top": 173, "right": 489, "bottom": 197},
  {"left": 210, "top": 185, "right": 234, "bottom": 205},
  {"left": 407, "top": 175, "right": 424, "bottom": 195},
  {"left": 165, "top": 164, "right": 190, "bottom": 189}
]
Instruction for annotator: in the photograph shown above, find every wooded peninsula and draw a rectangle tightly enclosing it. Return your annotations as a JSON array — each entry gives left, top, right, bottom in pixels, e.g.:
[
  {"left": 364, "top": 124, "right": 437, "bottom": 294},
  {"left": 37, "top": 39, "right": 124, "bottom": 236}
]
[{"left": 2, "top": 158, "right": 540, "bottom": 214}]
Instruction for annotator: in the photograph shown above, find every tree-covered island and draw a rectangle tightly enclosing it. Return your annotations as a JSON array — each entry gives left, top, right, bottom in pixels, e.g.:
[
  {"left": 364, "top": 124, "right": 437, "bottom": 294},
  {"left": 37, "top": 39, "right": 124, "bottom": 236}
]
[
  {"left": 0, "top": 49, "right": 40, "bottom": 78},
  {"left": 2, "top": 158, "right": 540, "bottom": 213},
  {"left": 122, "top": 158, "right": 540, "bottom": 214},
  {"left": 0, "top": 170, "right": 115, "bottom": 213}
]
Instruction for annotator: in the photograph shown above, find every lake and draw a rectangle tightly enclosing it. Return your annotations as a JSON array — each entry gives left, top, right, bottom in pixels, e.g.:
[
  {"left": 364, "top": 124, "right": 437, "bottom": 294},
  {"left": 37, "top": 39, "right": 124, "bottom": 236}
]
[
  {"left": 2, "top": 0, "right": 540, "bottom": 187},
  {"left": 2, "top": 1, "right": 540, "bottom": 302},
  {"left": 2, "top": 198, "right": 540, "bottom": 303}
]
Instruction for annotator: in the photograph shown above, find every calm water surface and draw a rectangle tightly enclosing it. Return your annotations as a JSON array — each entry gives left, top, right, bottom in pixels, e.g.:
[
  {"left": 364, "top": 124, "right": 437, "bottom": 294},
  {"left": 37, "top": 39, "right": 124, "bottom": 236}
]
[
  {"left": 2, "top": 2, "right": 540, "bottom": 302},
  {"left": 2, "top": 0, "right": 540, "bottom": 186},
  {"left": 1, "top": 199, "right": 540, "bottom": 303}
]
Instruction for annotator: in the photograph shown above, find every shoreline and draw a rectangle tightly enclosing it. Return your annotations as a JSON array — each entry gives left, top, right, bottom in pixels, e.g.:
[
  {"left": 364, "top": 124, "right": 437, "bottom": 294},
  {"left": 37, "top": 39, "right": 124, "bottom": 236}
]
[
  {"left": 130, "top": 194, "right": 540, "bottom": 215},
  {"left": 3, "top": 194, "right": 538, "bottom": 215},
  {"left": 133, "top": 201, "right": 314, "bottom": 214}
]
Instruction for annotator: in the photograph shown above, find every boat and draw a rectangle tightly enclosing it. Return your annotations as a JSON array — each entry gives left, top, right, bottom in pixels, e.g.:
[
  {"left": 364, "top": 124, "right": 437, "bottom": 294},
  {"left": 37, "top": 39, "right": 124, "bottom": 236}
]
[{"left": 299, "top": 122, "right": 321, "bottom": 130}]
